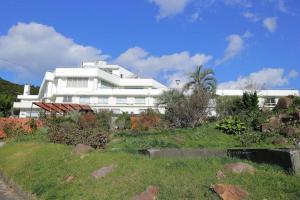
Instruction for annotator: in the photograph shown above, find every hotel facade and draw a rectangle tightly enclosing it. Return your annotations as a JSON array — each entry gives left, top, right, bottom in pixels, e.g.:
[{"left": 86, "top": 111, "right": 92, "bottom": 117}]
[{"left": 13, "top": 61, "right": 299, "bottom": 118}]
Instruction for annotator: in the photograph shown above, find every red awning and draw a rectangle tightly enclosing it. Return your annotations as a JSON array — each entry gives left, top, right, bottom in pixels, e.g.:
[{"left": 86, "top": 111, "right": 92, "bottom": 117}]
[{"left": 33, "top": 102, "right": 93, "bottom": 114}]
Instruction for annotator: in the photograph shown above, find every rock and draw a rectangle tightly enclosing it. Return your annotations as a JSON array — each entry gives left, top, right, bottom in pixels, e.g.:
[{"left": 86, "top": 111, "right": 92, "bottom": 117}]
[
  {"left": 261, "top": 123, "right": 270, "bottom": 133},
  {"left": 211, "top": 184, "right": 249, "bottom": 200},
  {"left": 224, "top": 162, "right": 256, "bottom": 175},
  {"left": 132, "top": 185, "right": 159, "bottom": 200},
  {"left": 65, "top": 175, "right": 75, "bottom": 183},
  {"left": 216, "top": 170, "right": 226, "bottom": 180},
  {"left": 281, "top": 127, "right": 300, "bottom": 138},
  {"left": 272, "top": 137, "right": 288, "bottom": 145},
  {"left": 276, "top": 97, "right": 293, "bottom": 109},
  {"left": 91, "top": 165, "right": 115, "bottom": 180},
  {"left": 0, "top": 141, "right": 5, "bottom": 148},
  {"left": 268, "top": 117, "right": 281, "bottom": 129},
  {"left": 72, "top": 144, "right": 93, "bottom": 155}
]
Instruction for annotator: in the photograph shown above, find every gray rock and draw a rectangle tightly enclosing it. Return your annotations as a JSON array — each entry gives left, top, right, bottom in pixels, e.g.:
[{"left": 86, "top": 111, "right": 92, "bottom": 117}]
[
  {"left": 224, "top": 162, "right": 256, "bottom": 175},
  {"left": 72, "top": 144, "right": 93, "bottom": 155},
  {"left": 91, "top": 165, "right": 115, "bottom": 180}
]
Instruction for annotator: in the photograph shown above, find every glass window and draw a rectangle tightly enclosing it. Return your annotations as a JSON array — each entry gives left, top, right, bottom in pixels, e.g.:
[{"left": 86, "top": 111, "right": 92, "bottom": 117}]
[
  {"left": 79, "top": 96, "right": 90, "bottom": 104},
  {"left": 265, "top": 97, "right": 276, "bottom": 106},
  {"left": 99, "top": 80, "right": 114, "bottom": 89},
  {"left": 98, "top": 96, "right": 109, "bottom": 104},
  {"left": 63, "top": 96, "right": 72, "bottom": 103},
  {"left": 66, "top": 78, "right": 88, "bottom": 88},
  {"left": 116, "top": 97, "right": 127, "bottom": 104},
  {"left": 135, "top": 97, "right": 145, "bottom": 104}
]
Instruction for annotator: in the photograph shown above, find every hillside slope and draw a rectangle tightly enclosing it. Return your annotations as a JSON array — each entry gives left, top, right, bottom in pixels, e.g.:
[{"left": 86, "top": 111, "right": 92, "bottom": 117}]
[{"left": 0, "top": 77, "right": 39, "bottom": 95}]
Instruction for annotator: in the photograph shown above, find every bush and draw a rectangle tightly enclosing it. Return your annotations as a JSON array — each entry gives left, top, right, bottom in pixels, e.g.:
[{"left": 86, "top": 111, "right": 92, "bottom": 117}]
[
  {"left": 239, "top": 131, "right": 264, "bottom": 146},
  {"left": 131, "top": 109, "right": 162, "bottom": 131},
  {"left": 48, "top": 121, "right": 108, "bottom": 148},
  {"left": 95, "top": 110, "right": 113, "bottom": 131},
  {"left": 158, "top": 89, "right": 211, "bottom": 128},
  {"left": 216, "top": 116, "right": 246, "bottom": 135},
  {"left": 115, "top": 112, "right": 131, "bottom": 130},
  {"left": 216, "top": 96, "right": 242, "bottom": 119}
]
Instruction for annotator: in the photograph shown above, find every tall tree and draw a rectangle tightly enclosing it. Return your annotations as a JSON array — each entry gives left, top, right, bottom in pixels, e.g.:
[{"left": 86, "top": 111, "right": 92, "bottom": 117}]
[{"left": 183, "top": 65, "right": 217, "bottom": 93}]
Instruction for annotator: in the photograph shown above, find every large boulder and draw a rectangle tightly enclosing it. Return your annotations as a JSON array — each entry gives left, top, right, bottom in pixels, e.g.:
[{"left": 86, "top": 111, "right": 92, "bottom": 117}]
[
  {"left": 72, "top": 144, "right": 93, "bottom": 155},
  {"left": 276, "top": 97, "right": 293, "bottom": 109},
  {"left": 281, "top": 127, "right": 300, "bottom": 138},
  {"left": 224, "top": 162, "right": 256, "bottom": 175},
  {"left": 272, "top": 137, "right": 288, "bottom": 145},
  {"left": 211, "top": 184, "right": 249, "bottom": 200},
  {"left": 132, "top": 185, "right": 159, "bottom": 200},
  {"left": 91, "top": 165, "right": 115, "bottom": 180}
]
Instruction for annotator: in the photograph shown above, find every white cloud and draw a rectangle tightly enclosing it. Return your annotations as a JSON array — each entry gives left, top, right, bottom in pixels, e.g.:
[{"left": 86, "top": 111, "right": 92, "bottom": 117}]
[
  {"left": 263, "top": 17, "right": 277, "bottom": 32},
  {"left": 215, "top": 33, "right": 247, "bottom": 65},
  {"left": 218, "top": 68, "right": 289, "bottom": 89},
  {"left": 149, "top": 0, "right": 192, "bottom": 19},
  {"left": 278, "top": 0, "right": 288, "bottom": 13},
  {"left": 243, "top": 12, "right": 260, "bottom": 22},
  {"left": 114, "top": 46, "right": 212, "bottom": 86},
  {"left": 288, "top": 69, "right": 298, "bottom": 78},
  {"left": 0, "top": 22, "right": 107, "bottom": 80}
]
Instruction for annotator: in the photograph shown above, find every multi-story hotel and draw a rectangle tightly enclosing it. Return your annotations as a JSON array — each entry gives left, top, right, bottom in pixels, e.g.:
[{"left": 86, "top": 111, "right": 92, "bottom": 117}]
[
  {"left": 13, "top": 61, "right": 299, "bottom": 118},
  {"left": 13, "top": 61, "right": 167, "bottom": 118}
]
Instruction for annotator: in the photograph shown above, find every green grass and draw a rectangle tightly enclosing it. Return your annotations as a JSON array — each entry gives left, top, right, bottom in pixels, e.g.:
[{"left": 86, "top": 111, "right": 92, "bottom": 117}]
[
  {"left": 0, "top": 141, "right": 299, "bottom": 200},
  {"left": 107, "top": 123, "right": 290, "bottom": 150}
]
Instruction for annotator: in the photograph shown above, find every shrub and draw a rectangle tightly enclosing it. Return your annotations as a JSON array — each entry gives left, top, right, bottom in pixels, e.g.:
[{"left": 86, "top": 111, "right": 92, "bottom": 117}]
[
  {"left": 115, "top": 112, "right": 131, "bottom": 130},
  {"left": 78, "top": 112, "right": 97, "bottom": 128},
  {"left": 239, "top": 131, "right": 264, "bottom": 146},
  {"left": 216, "top": 116, "right": 246, "bottom": 135},
  {"left": 131, "top": 109, "right": 161, "bottom": 131},
  {"left": 158, "top": 89, "right": 211, "bottom": 128},
  {"left": 48, "top": 121, "right": 108, "bottom": 148},
  {"left": 95, "top": 110, "right": 113, "bottom": 131},
  {"left": 216, "top": 96, "right": 242, "bottom": 119}
]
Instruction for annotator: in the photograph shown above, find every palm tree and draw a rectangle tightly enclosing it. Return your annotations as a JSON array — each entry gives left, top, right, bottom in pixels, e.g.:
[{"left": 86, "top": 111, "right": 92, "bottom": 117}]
[{"left": 183, "top": 65, "right": 217, "bottom": 93}]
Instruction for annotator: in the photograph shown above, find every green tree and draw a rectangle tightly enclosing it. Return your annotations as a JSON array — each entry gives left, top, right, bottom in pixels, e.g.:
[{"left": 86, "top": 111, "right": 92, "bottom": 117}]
[
  {"left": 0, "top": 94, "right": 14, "bottom": 117},
  {"left": 183, "top": 65, "right": 217, "bottom": 93}
]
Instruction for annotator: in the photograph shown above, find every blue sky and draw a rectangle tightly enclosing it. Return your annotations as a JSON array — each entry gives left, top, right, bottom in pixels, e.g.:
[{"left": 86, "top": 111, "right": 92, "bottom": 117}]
[{"left": 0, "top": 0, "right": 299, "bottom": 89}]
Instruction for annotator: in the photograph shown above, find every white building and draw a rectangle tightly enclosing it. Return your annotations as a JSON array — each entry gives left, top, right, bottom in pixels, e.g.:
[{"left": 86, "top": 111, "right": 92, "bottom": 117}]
[
  {"left": 13, "top": 61, "right": 167, "bottom": 118},
  {"left": 216, "top": 89, "right": 299, "bottom": 108},
  {"left": 13, "top": 61, "right": 299, "bottom": 118}
]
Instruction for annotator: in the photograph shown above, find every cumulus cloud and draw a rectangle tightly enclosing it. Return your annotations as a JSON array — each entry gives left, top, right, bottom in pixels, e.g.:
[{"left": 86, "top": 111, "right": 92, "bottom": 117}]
[
  {"left": 288, "top": 69, "right": 298, "bottom": 78},
  {"left": 218, "top": 68, "right": 289, "bottom": 89},
  {"left": 215, "top": 33, "right": 250, "bottom": 65},
  {"left": 243, "top": 12, "right": 260, "bottom": 22},
  {"left": 114, "top": 46, "right": 212, "bottom": 86},
  {"left": 149, "top": 0, "right": 192, "bottom": 19},
  {"left": 0, "top": 22, "right": 107, "bottom": 80},
  {"left": 263, "top": 17, "right": 277, "bottom": 32}
]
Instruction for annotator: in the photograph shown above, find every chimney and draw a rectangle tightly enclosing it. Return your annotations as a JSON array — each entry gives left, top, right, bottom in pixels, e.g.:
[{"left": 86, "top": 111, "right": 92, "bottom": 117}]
[{"left": 23, "top": 84, "right": 31, "bottom": 95}]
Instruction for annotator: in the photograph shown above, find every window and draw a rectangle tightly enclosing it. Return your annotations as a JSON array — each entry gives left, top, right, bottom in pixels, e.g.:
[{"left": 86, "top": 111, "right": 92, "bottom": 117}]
[
  {"left": 116, "top": 97, "right": 127, "bottom": 104},
  {"left": 135, "top": 97, "right": 145, "bottom": 105},
  {"left": 265, "top": 97, "right": 276, "bottom": 106},
  {"left": 63, "top": 96, "right": 72, "bottom": 103},
  {"left": 98, "top": 80, "right": 114, "bottom": 89},
  {"left": 98, "top": 96, "right": 109, "bottom": 104},
  {"left": 112, "top": 109, "right": 121, "bottom": 114},
  {"left": 79, "top": 96, "right": 90, "bottom": 104},
  {"left": 66, "top": 78, "right": 88, "bottom": 88}
]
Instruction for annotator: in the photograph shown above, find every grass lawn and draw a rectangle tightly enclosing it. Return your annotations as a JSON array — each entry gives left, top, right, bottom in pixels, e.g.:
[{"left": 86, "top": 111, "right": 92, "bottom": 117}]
[
  {"left": 107, "top": 123, "right": 291, "bottom": 150},
  {"left": 0, "top": 141, "right": 300, "bottom": 200}
]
